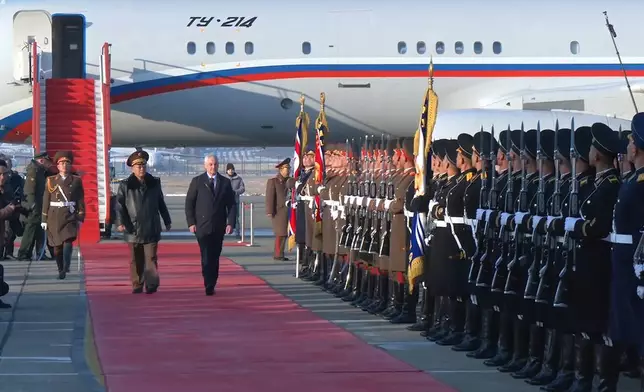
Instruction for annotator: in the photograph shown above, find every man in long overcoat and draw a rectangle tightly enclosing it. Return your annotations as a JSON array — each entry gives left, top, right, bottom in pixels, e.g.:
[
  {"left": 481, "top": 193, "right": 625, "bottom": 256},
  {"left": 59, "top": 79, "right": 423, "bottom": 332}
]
[
  {"left": 265, "top": 158, "right": 294, "bottom": 260},
  {"left": 41, "top": 151, "right": 85, "bottom": 279},
  {"left": 116, "top": 150, "right": 172, "bottom": 294}
]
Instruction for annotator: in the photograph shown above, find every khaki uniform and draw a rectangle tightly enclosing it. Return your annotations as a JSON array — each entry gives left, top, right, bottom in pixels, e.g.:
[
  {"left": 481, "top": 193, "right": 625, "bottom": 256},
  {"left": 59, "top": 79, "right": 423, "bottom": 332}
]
[
  {"left": 388, "top": 167, "right": 416, "bottom": 272},
  {"left": 377, "top": 168, "right": 402, "bottom": 269},
  {"left": 321, "top": 172, "right": 341, "bottom": 256},
  {"left": 42, "top": 174, "right": 85, "bottom": 247},
  {"left": 303, "top": 172, "right": 317, "bottom": 249},
  {"left": 265, "top": 174, "right": 293, "bottom": 258}
]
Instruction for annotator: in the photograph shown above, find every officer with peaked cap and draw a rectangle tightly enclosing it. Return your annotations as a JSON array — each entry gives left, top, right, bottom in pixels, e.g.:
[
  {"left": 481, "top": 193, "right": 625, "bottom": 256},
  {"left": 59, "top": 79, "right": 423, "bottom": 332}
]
[
  {"left": 608, "top": 113, "right": 644, "bottom": 390},
  {"left": 552, "top": 122, "right": 622, "bottom": 391},
  {"left": 301, "top": 149, "right": 320, "bottom": 280},
  {"left": 41, "top": 151, "right": 85, "bottom": 279},
  {"left": 387, "top": 137, "right": 417, "bottom": 324},
  {"left": 17, "top": 151, "right": 55, "bottom": 261},
  {"left": 265, "top": 157, "right": 294, "bottom": 261},
  {"left": 293, "top": 147, "right": 315, "bottom": 277},
  {"left": 116, "top": 150, "right": 171, "bottom": 294},
  {"left": 319, "top": 143, "right": 345, "bottom": 290}
]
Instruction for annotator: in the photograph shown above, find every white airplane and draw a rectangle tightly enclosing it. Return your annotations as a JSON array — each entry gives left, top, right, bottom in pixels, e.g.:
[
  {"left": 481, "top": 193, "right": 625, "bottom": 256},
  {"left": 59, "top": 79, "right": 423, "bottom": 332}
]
[{"left": 0, "top": 0, "right": 642, "bottom": 148}]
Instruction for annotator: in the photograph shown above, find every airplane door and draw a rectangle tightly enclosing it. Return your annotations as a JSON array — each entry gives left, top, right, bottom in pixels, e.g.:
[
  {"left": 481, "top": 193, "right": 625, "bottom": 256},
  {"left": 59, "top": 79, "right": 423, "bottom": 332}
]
[{"left": 12, "top": 10, "right": 52, "bottom": 82}]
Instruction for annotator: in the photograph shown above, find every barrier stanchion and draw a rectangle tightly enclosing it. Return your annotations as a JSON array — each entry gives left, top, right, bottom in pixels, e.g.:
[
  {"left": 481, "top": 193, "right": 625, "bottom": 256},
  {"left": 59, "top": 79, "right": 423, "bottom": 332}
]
[
  {"left": 248, "top": 203, "right": 254, "bottom": 247},
  {"left": 239, "top": 202, "right": 246, "bottom": 243}
]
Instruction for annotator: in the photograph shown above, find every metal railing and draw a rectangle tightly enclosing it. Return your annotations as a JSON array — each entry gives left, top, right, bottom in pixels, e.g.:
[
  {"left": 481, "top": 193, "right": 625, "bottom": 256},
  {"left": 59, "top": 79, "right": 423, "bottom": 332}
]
[{"left": 239, "top": 202, "right": 255, "bottom": 246}]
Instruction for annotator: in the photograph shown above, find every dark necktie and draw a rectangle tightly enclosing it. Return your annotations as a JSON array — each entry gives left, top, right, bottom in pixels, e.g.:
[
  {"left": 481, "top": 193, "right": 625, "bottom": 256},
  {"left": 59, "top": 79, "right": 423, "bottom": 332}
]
[{"left": 210, "top": 176, "right": 216, "bottom": 195}]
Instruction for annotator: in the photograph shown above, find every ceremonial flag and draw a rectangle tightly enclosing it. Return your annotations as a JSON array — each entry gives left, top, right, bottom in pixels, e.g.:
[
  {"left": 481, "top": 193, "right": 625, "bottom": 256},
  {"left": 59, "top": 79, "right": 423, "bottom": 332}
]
[
  {"left": 408, "top": 59, "right": 439, "bottom": 291},
  {"left": 287, "top": 96, "right": 310, "bottom": 251},
  {"left": 313, "top": 93, "right": 328, "bottom": 234}
]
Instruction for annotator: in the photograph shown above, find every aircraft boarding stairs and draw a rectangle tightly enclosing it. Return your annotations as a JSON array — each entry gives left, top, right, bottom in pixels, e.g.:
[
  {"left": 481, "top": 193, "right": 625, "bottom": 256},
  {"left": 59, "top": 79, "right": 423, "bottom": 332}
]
[{"left": 30, "top": 42, "right": 113, "bottom": 243}]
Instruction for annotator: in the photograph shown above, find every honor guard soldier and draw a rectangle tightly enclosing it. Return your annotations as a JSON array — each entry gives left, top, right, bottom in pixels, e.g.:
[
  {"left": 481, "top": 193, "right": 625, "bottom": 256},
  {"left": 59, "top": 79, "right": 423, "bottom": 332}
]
[
  {"left": 300, "top": 150, "right": 317, "bottom": 279},
  {"left": 609, "top": 113, "right": 644, "bottom": 390},
  {"left": 320, "top": 145, "right": 345, "bottom": 289},
  {"left": 474, "top": 129, "right": 513, "bottom": 363},
  {"left": 551, "top": 123, "right": 621, "bottom": 392},
  {"left": 405, "top": 139, "right": 443, "bottom": 329},
  {"left": 454, "top": 130, "right": 499, "bottom": 353},
  {"left": 327, "top": 146, "right": 350, "bottom": 292},
  {"left": 17, "top": 152, "right": 54, "bottom": 261},
  {"left": 265, "top": 158, "right": 293, "bottom": 261},
  {"left": 387, "top": 138, "right": 417, "bottom": 323},
  {"left": 294, "top": 150, "right": 315, "bottom": 276},
  {"left": 41, "top": 151, "right": 85, "bottom": 279}
]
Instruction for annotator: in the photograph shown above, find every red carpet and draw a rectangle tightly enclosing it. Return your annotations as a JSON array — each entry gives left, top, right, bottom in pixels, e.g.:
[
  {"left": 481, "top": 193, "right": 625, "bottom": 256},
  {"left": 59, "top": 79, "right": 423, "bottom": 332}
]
[{"left": 83, "top": 243, "right": 454, "bottom": 392}]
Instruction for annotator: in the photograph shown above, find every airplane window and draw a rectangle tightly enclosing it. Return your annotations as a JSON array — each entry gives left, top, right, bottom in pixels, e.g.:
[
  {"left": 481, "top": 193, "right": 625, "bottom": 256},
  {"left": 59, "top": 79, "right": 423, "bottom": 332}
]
[
  {"left": 187, "top": 41, "right": 196, "bottom": 55},
  {"left": 302, "top": 41, "right": 311, "bottom": 55},
  {"left": 435, "top": 41, "right": 445, "bottom": 55},
  {"left": 417, "top": 41, "right": 426, "bottom": 55},
  {"left": 455, "top": 41, "right": 464, "bottom": 55},
  {"left": 206, "top": 42, "right": 215, "bottom": 55},
  {"left": 570, "top": 41, "right": 580, "bottom": 55},
  {"left": 493, "top": 41, "right": 502, "bottom": 54},
  {"left": 245, "top": 42, "right": 254, "bottom": 55},
  {"left": 226, "top": 42, "right": 234, "bottom": 55},
  {"left": 474, "top": 41, "right": 483, "bottom": 54},
  {"left": 398, "top": 41, "right": 407, "bottom": 55}
]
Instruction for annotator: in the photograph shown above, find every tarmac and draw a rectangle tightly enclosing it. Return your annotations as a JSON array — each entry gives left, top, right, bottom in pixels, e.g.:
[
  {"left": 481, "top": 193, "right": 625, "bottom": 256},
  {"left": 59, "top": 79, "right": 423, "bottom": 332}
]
[{"left": 0, "top": 196, "right": 641, "bottom": 391}]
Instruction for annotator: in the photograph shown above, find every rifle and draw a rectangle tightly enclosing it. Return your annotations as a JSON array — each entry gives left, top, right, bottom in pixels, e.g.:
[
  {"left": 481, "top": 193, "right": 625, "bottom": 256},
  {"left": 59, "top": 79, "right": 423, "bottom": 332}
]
[
  {"left": 380, "top": 135, "right": 395, "bottom": 257},
  {"left": 352, "top": 136, "right": 370, "bottom": 251},
  {"left": 490, "top": 125, "right": 515, "bottom": 292},
  {"left": 468, "top": 126, "right": 490, "bottom": 284},
  {"left": 536, "top": 121, "right": 562, "bottom": 303},
  {"left": 525, "top": 121, "right": 547, "bottom": 299},
  {"left": 554, "top": 118, "right": 577, "bottom": 308},
  {"left": 505, "top": 122, "right": 529, "bottom": 295},
  {"left": 360, "top": 136, "right": 377, "bottom": 252},
  {"left": 340, "top": 138, "right": 354, "bottom": 246},
  {"left": 369, "top": 134, "right": 387, "bottom": 254},
  {"left": 476, "top": 126, "right": 498, "bottom": 287}
]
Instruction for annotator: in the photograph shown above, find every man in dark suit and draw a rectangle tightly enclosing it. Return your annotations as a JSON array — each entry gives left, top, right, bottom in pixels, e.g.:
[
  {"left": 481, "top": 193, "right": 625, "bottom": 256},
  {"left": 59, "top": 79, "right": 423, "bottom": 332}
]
[{"left": 185, "top": 154, "right": 236, "bottom": 296}]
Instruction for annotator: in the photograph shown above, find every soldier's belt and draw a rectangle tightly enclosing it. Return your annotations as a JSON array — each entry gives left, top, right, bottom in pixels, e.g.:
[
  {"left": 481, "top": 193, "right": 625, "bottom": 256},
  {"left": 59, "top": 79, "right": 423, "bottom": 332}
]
[
  {"left": 444, "top": 215, "right": 465, "bottom": 225},
  {"left": 556, "top": 236, "right": 565, "bottom": 244},
  {"left": 300, "top": 196, "right": 314, "bottom": 202},
  {"left": 404, "top": 208, "right": 414, "bottom": 218},
  {"left": 50, "top": 201, "right": 76, "bottom": 207},
  {"left": 602, "top": 233, "right": 632, "bottom": 244},
  {"left": 434, "top": 220, "right": 447, "bottom": 228},
  {"left": 464, "top": 217, "right": 476, "bottom": 226}
]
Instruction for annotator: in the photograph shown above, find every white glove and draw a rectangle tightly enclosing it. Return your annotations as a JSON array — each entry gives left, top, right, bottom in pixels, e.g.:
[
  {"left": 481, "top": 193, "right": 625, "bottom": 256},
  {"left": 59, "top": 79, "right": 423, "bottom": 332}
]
[
  {"left": 634, "top": 263, "right": 644, "bottom": 278},
  {"left": 295, "top": 181, "right": 302, "bottom": 190},
  {"left": 384, "top": 200, "right": 393, "bottom": 210},
  {"left": 343, "top": 195, "right": 350, "bottom": 204},
  {"left": 317, "top": 186, "right": 325, "bottom": 193},
  {"left": 514, "top": 212, "right": 528, "bottom": 225},
  {"left": 285, "top": 200, "right": 291, "bottom": 207},
  {"left": 637, "top": 286, "right": 644, "bottom": 300},
  {"left": 500, "top": 212, "right": 510, "bottom": 226},
  {"left": 532, "top": 216, "right": 545, "bottom": 229},
  {"left": 41, "top": 222, "right": 47, "bottom": 230},
  {"left": 476, "top": 208, "right": 486, "bottom": 221},
  {"left": 356, "top": 196, "right": 364, "bottom": 205},
  {"left": 565, "top": 217, "right": 582, "bottom": 232},
  {"left": 375, "top": 199, "right": 382, "bottom": 208}
]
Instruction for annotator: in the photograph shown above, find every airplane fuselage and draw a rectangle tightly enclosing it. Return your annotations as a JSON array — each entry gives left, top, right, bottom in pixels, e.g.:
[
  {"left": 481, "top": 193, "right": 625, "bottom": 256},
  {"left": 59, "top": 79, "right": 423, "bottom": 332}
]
[{"left": 1, "top": 0, "right": 643, "bottom": 147}]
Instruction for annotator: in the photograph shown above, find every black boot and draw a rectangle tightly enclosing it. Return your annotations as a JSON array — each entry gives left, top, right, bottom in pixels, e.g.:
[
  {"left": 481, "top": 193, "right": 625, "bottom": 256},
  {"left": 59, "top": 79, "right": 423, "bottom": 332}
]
[
  {"left": 384, "top": 281, "right": 405, "bottom": 320},
  {"left": 355, "top": 272, "right": 375, "bottom": 308},
  {"left": 370, "top": 276, "right": 390, "bottom": 314},
  {"left": 437, "top": 297, "right": 466, "bottom": 346},
  {"left": 468, "top": 308, "right": 499, "bottom": 359},
  {"left": 313, "top": 255, "right": 329, "bottom": 286},
  {"left": 55, "top": 250, "right": 66, "bottom": 280},
  {"left": 619, "top": 345, "right": 641, "bottom": 378},
  {"left": 511, "top": 324, "right": 546, "bottom": 379},
  {"left": 336, "top": 263, "right": 355, "bottom": 298},
  {"left": 304, "top": 252, "right": 321, "bottom": 281},
  {"left": 426, "top": 296, "right": 450, "bottom": 341},
  {"left": 564, "top": 335, "right": 594, "bottom": 392},
  {"left": 484, "top": 310, "right": 513, "bottom": 366},
  {"left": 362, "top": 273, "right": 381, "bottom": 311},
  {"left": 381, "top": 279, "right": 398, "bottom": 318},
  {"left": 408, "top": 287, "right": 432, "bottom": 331},
  {"left": 452, "top": 300, "right": 481, "bottom": 352},
  {"left": 350, "top": 269, "right": 370, "bottom": 306},
  {"left": 541, "top": 333, "right": 575, "bottom": 391},
  {"left": 596, "top": 344, "right": 621, "bottom": 392},
  {"left": 526, "top": 328, "right": 560, "bottom": 385},
  {"left": 342, "top": 266, "right": 362, "bottom": 302},
  {"left": 498, "top": 317, "right": 528, "bottom": 372},
  {"left": 389, "top": 284, "right": 417, "bottom": 324}
]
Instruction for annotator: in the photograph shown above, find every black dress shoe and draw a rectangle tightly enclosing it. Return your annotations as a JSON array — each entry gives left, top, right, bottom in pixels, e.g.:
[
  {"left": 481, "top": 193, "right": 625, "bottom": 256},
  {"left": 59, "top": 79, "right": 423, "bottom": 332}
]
[
  {"left": 0, "top": 300, "right": 11, "bottom": 309},
  {"left": 58, "top": 271, "right": 66, "bottom": 280},
  {"left": 145, "top": 286, "right": 158, "bottom": 294},
  {"left": 132, "top": 287, "right": 143, "bottom": 294},
  {"left": 205, "top": 287, "right": 215, "bottom": 296}
]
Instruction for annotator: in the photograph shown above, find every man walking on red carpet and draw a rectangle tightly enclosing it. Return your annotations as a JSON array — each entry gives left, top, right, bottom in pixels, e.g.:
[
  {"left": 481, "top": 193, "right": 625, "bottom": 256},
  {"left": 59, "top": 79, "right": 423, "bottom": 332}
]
[
  {"left": 185, "top": 154, "right": 236, "bottom": 296},
  {"left": 116, "top": 150, "right": 172, "bottom": 294}
]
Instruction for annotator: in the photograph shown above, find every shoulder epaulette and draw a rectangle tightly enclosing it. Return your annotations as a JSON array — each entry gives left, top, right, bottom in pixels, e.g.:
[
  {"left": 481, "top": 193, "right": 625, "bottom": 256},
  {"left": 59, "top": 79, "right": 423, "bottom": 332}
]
[
  {"left": 465, "top": 172, "right": 474, "bottom": 182},
  {"left": 408, "top": 171, "right": 416, "bottom": 176},
  {"left": 637, "top": 173, "right": 644, "bottom": 183},
  {"left": 547, "top": 176, "right": 555, "bottom": 183},
  {"left": 608, "top": 175, "right": 619, "bottom": 184},
  {"left": 580, "top": 178, "right": 588, "bottom": 186}
]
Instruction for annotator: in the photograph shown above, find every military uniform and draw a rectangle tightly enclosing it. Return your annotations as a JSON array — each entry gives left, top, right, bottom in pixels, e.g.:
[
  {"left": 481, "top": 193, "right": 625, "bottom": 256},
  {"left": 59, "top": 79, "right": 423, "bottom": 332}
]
[
  {"left": 265, "top": 158, "right": 293, "bottom": 260},
  {"left": 609, "top": 114, "right": 644, "bottom": 385},
  {"left": 42, "top": 151, "right": 85, "bottom": 279},
  {"left": 319, "top": 147, "right": 341, "bottom": 286},
  {"left": 17, "top": 152, "right": 53, "bottom": 261}
]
